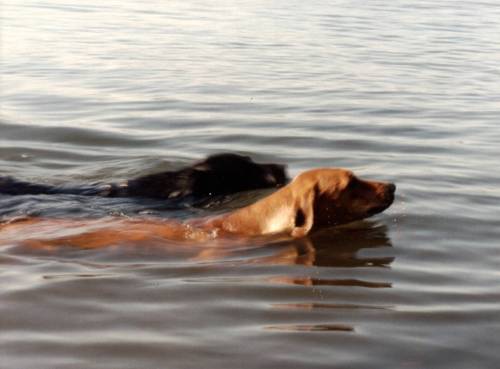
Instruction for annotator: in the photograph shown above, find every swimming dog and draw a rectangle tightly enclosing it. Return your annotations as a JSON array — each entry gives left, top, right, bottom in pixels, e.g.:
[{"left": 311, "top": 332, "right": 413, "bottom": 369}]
[
  {"left": 0, "top": 153, "right": 287, "bottom": 201},
  {"left": 0, "top": 168, "right": 395, "bottom": 249}
]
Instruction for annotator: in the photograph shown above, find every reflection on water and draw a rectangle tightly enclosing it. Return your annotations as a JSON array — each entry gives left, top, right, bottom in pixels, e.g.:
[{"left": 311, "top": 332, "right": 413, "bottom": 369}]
[
  {"left": 273, "top": 303, "right": 390, "bottom": 311},
  {"left": 2, "top": 219, "right": 395, "bottom": 336},
  {"left": 266, "top": 324, "right": 354, "bottom": 332},
  {"left": 219, "top": 221, "right": 394, "bottom": 268},
  {"left": 260, "top": 223, "right": 394, "bottom": 332}
]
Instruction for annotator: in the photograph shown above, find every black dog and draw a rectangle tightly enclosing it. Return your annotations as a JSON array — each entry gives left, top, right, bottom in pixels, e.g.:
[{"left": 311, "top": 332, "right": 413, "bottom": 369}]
[{"left": 0, "top": 153, "right": 288, "bottom": 201}]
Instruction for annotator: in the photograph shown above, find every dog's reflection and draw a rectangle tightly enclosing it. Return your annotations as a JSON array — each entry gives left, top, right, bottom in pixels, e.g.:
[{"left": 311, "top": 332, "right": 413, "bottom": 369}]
[
  {"left": 259, "top": 221, "right": 393, "bottom": 290},
  {"left": 3, "top": 216, "right": 394, "bottom": 277},
  {"left": 278, "top": 221, "right": 393, "bottom": 268},
  {"left": 196, "top": 220, "right": 393, "bottom": 268}
]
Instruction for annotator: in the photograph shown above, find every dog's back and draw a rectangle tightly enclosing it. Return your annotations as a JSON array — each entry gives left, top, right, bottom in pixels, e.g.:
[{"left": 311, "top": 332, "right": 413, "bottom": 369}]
[
  {"left": 0, "top": 153, "right": 287, "bottom": 201},
  {"left": 0, "top": 176, "right": 55, "bottom": 195}
]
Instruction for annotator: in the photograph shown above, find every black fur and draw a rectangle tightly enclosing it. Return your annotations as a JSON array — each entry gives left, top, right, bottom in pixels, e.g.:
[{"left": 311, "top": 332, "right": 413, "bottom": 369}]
[{"left": 0, "top": 153, "right": 288, "bottom": 200}]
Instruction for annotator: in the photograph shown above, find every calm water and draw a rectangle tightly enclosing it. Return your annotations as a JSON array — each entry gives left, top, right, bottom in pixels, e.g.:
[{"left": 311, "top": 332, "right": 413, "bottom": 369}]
[{"left": 1, "top": 0, "right": 500, "bottom": 368}]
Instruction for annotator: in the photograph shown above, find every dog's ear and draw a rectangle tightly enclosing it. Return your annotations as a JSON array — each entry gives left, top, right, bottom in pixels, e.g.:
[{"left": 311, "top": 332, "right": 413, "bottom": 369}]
[{"left": 291, "top": 186, "right": 316, "bottom": 238}]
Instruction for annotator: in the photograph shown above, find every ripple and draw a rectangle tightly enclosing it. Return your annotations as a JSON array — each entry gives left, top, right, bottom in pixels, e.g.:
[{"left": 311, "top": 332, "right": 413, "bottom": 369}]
[
  {"left": 2, "top": 0, "right": 500, "bottom": 368},
  {"left": 266, "top": 324, "right": 354, "bottom": 332}
]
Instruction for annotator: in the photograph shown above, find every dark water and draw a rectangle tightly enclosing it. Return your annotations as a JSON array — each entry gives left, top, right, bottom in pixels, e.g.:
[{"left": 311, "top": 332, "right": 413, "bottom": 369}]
[{"left": 1, "top": 1, "right": 500, "bottom": 368}]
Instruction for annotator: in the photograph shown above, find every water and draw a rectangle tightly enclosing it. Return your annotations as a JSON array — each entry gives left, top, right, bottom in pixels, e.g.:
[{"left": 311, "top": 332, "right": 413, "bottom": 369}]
[{"left": 1, "top": 0, "right": 500, "bottom": 368}]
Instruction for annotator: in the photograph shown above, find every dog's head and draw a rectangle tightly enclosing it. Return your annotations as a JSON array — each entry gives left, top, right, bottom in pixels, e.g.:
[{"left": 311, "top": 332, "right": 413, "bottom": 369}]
[
  {"left": 291, "top": 168, "right": 395, "bottom": 237},
  {"left": 192, "top": 153, "right": 288, "bottom": 196}
]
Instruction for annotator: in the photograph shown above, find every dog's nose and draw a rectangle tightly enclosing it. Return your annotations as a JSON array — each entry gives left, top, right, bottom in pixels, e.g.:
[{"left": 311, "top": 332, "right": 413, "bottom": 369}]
[{"left": 387, "top": 183, "right": 396, "bottom": 194}]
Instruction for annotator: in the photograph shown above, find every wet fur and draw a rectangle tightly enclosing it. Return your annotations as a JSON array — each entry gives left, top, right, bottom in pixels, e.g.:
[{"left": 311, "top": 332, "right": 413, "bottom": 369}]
[
  {"left": 0, "top": 153, "right": 287, "bottom": 200},
  {"left": 0, "top": 168, "right": 396, "bottom": 249}
]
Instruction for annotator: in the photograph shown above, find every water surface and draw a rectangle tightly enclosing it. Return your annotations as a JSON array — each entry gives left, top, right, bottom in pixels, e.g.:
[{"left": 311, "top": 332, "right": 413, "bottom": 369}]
[{"left": 1, "top": 1, "right": 500, "bottom": 368}]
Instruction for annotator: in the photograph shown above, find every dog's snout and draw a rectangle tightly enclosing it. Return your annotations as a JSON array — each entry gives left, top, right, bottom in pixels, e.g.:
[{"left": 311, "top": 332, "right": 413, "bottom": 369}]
[
  {"left": 387, "top": 183, "right": 396, "bottom": 194},
  {"left": 265, "top": 164, "right": 288, "bottom": 186}
]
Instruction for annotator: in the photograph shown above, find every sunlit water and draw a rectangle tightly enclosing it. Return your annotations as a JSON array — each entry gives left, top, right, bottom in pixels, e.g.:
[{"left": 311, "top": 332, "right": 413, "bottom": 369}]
[{"left": 1, "top": 1, "right": 500, "bottom": 368}]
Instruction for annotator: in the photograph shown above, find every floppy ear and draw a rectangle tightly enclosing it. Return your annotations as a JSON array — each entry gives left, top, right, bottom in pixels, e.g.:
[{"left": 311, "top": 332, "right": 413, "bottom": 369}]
[{"left": 291, "top": 186, "right": 316, "bottom": 238}]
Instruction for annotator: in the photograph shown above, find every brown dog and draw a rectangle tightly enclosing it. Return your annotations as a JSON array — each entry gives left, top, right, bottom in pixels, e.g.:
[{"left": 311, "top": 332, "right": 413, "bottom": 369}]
[{"left": 0, "top": 168, "right": 395, "bottom": 249}]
